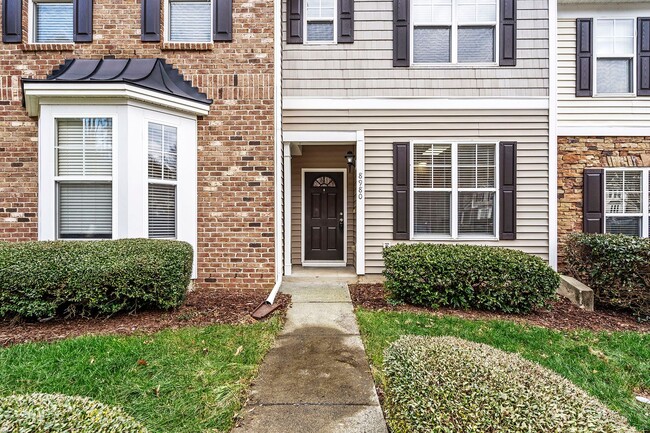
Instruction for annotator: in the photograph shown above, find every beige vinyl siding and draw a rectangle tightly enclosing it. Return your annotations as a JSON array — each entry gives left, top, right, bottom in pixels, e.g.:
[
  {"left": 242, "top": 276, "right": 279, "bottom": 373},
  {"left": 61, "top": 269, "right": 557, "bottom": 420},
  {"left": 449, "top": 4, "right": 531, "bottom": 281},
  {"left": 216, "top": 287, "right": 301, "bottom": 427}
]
[
  {"left": 282, "top": 0, "right": 549, "bottom": 98},
  {"left": 558, "top": 17, "right": 650, "bottom": 127},
  {"left": 291, "top": 145, "right": 356, "bottom": 265},
  {"left": 284, "top": 109, "right": 550, "bottom": 274}
]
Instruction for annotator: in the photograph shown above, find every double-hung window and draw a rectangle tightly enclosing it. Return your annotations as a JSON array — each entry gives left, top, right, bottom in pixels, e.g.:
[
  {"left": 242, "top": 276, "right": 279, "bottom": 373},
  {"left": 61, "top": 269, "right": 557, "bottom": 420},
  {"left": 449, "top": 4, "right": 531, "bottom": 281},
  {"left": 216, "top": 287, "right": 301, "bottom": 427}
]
[
  {"left": 595, "top": 19, "right": 635, "bottom": 95},
  {"left": 32, "top": 0, "right": 74, "bottom": 43},
  {"left": 412, "top": 142, "right": 497, "bottom": 238},
  {"left": 168, "top": 0, "right": 212, "bottom": 42},
  {"left": 412, "top": 0, "right": 497, "bottom": 64},
  {"left": 55, "top": 118, "right": 113, "bottom": 239},
  {"left": 605, "top": 169, "right": 650, "bottom": 237},
  {"left": 305, "top": 0, "right": 335, "bottom": 43},
  {"left": 148, "top": 123, "right": 178, "bottom": 239}
]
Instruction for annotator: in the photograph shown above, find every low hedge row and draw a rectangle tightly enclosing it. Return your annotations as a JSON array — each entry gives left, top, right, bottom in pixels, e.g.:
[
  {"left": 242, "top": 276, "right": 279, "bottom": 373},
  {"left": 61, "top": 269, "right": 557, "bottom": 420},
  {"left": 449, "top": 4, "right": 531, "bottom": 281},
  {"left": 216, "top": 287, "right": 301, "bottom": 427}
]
[
  {"left": 0, "top": 393, "right": 148, "bottom": 432},
  {"left": 564, "top": 233, "right": 649, "bottom": 321},
  {"left": 0, "top": 239, "right": 193, "bottom": 320},
  {"left": 383, "top": 244, "right": 560, "bottom": 314},
  {"left": 384, "top": 336, "right": 637, "bottom": 433}
]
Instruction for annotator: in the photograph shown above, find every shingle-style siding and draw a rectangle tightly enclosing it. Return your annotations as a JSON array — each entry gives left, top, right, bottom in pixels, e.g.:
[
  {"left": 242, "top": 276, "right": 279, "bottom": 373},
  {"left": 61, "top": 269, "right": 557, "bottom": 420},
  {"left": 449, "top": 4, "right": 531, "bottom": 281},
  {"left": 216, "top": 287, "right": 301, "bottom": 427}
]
[
  {"left": 290, "top": 145, "right": 356, "bottom": 265},
  {"left": 282, "top": 0, "right": 550, "bottom": 98},
  {"left": 558, "top": 16, "right": 650, "bottom": 128},
  {"left": 283, "top": 108, "right": 550, "bottom": 274},
  {"left": 0, "top": 0, "right": 276, "bottom": 291}
]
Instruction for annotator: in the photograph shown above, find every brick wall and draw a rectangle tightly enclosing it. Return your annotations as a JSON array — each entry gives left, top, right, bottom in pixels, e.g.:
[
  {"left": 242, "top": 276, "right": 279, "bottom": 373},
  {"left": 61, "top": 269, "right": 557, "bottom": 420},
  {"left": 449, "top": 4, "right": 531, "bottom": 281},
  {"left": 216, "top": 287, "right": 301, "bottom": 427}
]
[
  {"left": 0, "top": 0, "right": 276, "bottom": 290},
  {"left": 557, "top": 136, "right": 650, "bottom": 266}
]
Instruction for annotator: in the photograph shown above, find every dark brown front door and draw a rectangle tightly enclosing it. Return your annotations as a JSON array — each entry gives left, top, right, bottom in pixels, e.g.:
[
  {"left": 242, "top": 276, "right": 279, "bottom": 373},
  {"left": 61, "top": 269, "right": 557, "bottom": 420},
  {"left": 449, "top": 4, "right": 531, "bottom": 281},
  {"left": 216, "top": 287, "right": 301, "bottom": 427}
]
[{"left": 304, "top": 172, "right": 344, "bottom": 261}]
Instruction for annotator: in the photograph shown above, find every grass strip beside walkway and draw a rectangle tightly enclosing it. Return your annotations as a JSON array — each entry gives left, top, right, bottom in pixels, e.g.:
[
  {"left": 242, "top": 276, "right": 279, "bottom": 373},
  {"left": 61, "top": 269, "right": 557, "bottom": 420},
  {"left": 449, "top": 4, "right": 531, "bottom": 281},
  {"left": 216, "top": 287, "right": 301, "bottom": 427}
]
[
  {"left": 356, "top": 309, "right": 650, "bottom": 431},
  {"left": 0, "top": 317, "right": 283, "bottom": 433}
]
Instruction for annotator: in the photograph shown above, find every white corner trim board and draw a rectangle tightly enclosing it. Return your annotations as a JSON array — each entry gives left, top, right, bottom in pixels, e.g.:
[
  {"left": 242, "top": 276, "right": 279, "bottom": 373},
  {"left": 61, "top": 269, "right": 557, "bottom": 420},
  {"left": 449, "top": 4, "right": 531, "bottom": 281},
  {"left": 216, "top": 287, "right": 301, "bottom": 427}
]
[
  {"left": 549, "top": 0, "right": 559, "bottom": 270},
  {"left": 23, "top": 82, "right": 211, "bottom": 116},
  {"left": 283, "top": 97, "right": 550, "bottom": 111}
]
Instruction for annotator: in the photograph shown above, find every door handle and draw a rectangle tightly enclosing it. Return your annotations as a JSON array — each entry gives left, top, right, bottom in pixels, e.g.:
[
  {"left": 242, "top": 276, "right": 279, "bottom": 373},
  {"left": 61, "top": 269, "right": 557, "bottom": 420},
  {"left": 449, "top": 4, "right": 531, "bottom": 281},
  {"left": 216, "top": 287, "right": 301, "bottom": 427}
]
[{"left": 339, "top": 218, "right": 344, "bottom": 230}]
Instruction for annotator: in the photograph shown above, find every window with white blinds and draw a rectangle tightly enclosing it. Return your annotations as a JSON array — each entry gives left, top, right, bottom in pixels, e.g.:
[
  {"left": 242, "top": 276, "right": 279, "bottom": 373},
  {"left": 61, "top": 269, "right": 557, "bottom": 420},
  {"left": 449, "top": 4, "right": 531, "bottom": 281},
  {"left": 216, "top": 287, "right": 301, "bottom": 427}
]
[
  {"left": 595, "top": 19, "right": 635, "bottom": 95},
  {"left": 148, "top": 123, "right": 177, "bottom": 238},
  {"left": 55, "top": 118, "right": 113, "bottom": 239},
  {"left": 305, "top": 0, "right": 335, "bottom": 43},
  {"left": 605, "top": 169, "right": 649, "bottom": 237},
  {"left": 412, "top": 142, "right": 496, "bottom": 238},
  {"left": 33, "top": 1, "right": 74, "bottom": 43},
  {"left": 412, "top": 0, "right": 496, "bottom": 64},
  {"left": 168, "top": 0, "right": 212, "bottom": 42}
]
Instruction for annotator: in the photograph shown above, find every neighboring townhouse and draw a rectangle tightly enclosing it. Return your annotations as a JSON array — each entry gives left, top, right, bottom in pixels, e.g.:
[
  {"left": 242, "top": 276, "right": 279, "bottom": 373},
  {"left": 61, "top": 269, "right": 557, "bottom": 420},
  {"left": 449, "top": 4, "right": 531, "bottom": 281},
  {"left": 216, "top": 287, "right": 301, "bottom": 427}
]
[
  {"left": 0, "top": 0, "right": 279, "bottom": 290},
  {"left": 281, "top": 0, "right": 555, "bottom": 275},
  {"left": 557, "top": 0, "right": 650, "bottom": 264}
]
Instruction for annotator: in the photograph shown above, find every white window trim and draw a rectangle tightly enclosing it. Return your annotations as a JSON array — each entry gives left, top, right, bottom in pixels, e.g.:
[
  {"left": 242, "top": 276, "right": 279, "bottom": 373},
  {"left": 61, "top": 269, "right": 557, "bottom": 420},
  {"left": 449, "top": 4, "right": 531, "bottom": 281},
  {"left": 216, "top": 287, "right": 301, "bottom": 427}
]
[
  {"left": 593, "top": 17, "right": 637, "bottom": 98},
  {"left": 165, "top": 0, "right": 214, "bottom": 43},
  {"left": 38, "top": 102, "right": 198, "bottom": 278},
  {"left": 303, "top": 0, "right": 337, "bottom": 45},
  {"left": 28, "top": 0, "right": 74, "bottom": 44},
  {"left": 409, "top": 141, "right": 499, "bottom": 241},
  {"left": 604, "top": 168, "right": 650, "bottom": 238},
  {"left": 410, "top": 0, "right": 499, "bottom": 66},
  {"left": 145, "top": 119, "right": 180, "bottom": 240}
]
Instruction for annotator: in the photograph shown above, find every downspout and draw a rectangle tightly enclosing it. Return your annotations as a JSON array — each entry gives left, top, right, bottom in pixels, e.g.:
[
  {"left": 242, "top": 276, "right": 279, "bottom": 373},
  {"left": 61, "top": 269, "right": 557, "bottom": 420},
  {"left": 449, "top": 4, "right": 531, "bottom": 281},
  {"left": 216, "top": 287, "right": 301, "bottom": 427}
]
[{"left": 255, "top": 0, "right": 284, "bottom": 314}]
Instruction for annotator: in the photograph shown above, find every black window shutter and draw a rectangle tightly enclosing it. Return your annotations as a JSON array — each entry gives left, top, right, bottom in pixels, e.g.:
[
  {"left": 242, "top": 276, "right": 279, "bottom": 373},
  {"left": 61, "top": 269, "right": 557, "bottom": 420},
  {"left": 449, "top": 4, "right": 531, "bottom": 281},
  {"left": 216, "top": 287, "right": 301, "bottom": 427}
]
[
  {"left": 499, "top": 0, "right": 516, "bottom": 66},
  {"left": 73, "top": 0, "right": 93, "bottom": 42},
  {"left": 576, "top": 18, "right": 593, "bottom": 97},
  {"left": 499, "top": 141, "right": 517, "bottom": 240},
  {"left": 141, "top": 0, "right": 160, "bottom": 42},
  {"left": 393, "top": 0, "right": 409, "bottom": 67},
  {"left": 638, "top": 18, "right": 650, "bottom": 96},
  {"left": 338, "top": 0, "right": 353, "bottom": 43},
  {"left": 214, "top": 0, "right": 232, "bottom": 42},
  {"left": 2, "top": 0, "right": 22, "bottom": 43},
  {"left": 286, "top": 0, "right": 302, "bottom": 44},
  {"left": 583, "top": 168, "right": 604, "bottom": 234},
  {"left": 393, "top": 142, "right": 410, "bottom": 240}
]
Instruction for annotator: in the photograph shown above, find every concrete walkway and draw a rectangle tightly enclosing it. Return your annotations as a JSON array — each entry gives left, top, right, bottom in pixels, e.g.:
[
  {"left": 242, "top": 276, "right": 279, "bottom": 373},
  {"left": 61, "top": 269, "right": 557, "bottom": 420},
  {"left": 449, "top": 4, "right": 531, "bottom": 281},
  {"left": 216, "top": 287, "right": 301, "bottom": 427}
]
[{"left": 232, "top": 278, "right": 388, "bottom": 433}]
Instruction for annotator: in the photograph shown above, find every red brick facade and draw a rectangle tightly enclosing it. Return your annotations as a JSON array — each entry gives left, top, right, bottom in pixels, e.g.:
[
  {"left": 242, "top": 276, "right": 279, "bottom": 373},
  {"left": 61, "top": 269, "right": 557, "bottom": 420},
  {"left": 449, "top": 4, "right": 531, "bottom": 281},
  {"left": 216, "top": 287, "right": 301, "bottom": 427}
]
[
  {"left": 0, "top": 0, "right": 276, "bottom": 290},
  {"left": 557, "top": 136, "right": 650, "bottom": 265}
]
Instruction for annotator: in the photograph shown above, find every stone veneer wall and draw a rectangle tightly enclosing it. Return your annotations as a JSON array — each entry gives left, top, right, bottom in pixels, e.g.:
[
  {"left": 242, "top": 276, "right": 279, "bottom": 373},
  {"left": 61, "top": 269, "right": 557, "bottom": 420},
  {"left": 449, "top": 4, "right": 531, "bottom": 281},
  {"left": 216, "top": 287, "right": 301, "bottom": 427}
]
[
  {"left": 0, "top": 0, "right": 275, "bottom": 290},
  {"left": 557, "top": 136, "right": 650, "bottom": 266}
]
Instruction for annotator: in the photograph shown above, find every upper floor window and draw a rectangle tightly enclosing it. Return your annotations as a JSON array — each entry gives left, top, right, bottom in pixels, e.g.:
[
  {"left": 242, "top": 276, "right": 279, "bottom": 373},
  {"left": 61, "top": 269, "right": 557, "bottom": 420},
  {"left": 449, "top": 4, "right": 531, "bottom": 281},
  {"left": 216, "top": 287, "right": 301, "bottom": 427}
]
[
  {"left": 412, "top": 0, "right": 497, "bottom": 65},
  {"left": 605, "top": 169, "right": 649, "bottom": 237},
  {"left": 596, "top": 19, "right": 635, "bottom": 95},
  {"left": 412, "top": 142, "right": 497, "bottom": 238},
  {"left": 305, "top": 0, "right": 335, "bottom": 43},
  {"left": 33, "top": 0, "right": 73, "bottom": 43},
  {"left": 168, "top": 0, "right": 212, "bottom": 42}
]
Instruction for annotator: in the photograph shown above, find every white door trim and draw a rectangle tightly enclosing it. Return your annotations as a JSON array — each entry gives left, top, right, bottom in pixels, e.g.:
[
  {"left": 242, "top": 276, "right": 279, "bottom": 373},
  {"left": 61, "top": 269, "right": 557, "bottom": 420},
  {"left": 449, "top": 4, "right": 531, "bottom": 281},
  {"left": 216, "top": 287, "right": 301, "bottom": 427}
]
[{"left": 301, "top": 168, "right": 348, "bottom": 267}]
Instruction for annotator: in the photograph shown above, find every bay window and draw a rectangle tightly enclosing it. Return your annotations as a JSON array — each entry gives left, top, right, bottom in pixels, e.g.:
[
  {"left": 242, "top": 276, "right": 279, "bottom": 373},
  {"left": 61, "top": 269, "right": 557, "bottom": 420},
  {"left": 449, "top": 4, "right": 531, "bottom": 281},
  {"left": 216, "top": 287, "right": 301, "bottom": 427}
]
[
  {"left": 55, "top": 118, "right": 113, "bottom": 239},
  {"left": 595, "top": 19, "right": 635, "bottom": 95},
  {"left": 412, "top": 0, "right": 497, "bottom": 64},
  {"left": 148, "top": 123, "right": 178, "bottom": 239},
  {"left": 412, "top": 142, "right": 497, "bottom": 238},
  {"left": 605, "top": 169, "right": 650, "bottom": 237}
]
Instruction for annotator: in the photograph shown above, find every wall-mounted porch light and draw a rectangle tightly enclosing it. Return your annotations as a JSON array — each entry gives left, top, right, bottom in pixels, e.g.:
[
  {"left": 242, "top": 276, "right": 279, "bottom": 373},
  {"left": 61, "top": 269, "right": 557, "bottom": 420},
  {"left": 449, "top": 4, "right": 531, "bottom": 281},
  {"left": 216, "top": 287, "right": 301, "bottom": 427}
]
[{"left": 345, "top": 151, "right": 356, "bottom": 172}]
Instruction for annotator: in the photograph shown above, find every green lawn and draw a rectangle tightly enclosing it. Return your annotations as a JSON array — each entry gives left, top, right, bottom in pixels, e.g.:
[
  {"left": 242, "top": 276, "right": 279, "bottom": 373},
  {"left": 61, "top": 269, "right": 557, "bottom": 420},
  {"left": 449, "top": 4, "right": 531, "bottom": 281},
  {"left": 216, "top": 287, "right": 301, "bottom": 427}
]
[
  {"left": 356, "top": 309, "right": 650, "bottom": 431},
  {"left": 0, "top": 317, "right": 283, "bottom": 433}
]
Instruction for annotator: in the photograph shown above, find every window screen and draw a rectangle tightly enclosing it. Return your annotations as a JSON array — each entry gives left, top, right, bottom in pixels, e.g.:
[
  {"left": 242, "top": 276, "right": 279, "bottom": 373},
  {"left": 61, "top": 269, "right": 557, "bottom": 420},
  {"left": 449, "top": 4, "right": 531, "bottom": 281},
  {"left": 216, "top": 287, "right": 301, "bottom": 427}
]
[
  {"left": 34, "top": 2, "right": 73, "bottom": 43},
  {"left": 169, "top": 0, "right": 212, "bottom": 42}
]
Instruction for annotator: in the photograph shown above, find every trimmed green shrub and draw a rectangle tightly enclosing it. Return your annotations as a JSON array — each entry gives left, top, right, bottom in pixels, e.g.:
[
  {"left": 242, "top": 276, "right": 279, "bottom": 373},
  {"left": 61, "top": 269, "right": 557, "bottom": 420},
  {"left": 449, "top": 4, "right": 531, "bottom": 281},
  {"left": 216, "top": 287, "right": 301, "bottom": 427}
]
[
  {"left": 0, "top": 393, "right": 148, "bottom": 432},
  {"left": 0, "top": 239, "right": 193, "bottom": 320},
  {"left": 383, "top": 243, "right": 559, "bottom": 314},
  {"left": 384, "top": 336, "right": 638, "bottom": 433},
  {"left": 565, "top": 233, "right": 649, "bottom": 321}
]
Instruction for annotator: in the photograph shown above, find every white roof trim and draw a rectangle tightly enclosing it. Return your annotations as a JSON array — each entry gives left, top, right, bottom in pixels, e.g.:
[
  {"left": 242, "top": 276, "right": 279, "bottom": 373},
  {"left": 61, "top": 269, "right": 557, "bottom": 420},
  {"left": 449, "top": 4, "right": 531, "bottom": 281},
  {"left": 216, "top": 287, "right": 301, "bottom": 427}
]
[
  {"left": 23, "top": 82, "right": 211, "bottom": 117},
  {"left": 283, "top": 97, "right": 549, "bottom": 111}
]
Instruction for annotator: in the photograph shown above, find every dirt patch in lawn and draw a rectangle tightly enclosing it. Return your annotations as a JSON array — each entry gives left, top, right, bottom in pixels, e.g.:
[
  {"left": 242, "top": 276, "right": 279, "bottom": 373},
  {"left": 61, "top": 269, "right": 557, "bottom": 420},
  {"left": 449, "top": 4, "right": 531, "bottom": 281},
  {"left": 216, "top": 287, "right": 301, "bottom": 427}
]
[
  {"left": 0, "top": 291, "right": 291, "bottom": 347},
  {"left": 350, "top": 283, "right": 650, "bottom": 333}
]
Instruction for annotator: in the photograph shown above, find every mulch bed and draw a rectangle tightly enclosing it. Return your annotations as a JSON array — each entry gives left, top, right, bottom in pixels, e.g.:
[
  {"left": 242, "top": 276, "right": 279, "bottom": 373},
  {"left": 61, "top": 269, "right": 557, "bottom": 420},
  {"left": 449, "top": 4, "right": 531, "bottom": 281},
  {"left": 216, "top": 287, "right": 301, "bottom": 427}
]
[
  {"left": 0, "top": 291, "right": 291, "bottom": 347},
  {"left": 350, "top": 284, "right": 650, "bottom": 333}
]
